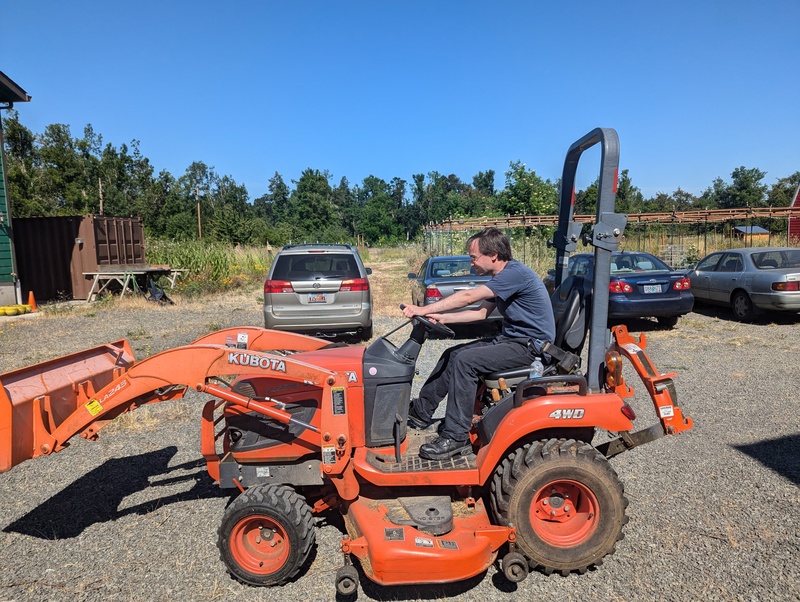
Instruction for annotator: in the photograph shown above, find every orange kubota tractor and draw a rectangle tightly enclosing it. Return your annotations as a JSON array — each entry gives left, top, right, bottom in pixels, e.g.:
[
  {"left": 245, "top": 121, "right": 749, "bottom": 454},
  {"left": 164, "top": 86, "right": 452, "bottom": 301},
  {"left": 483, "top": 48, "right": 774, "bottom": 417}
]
[{"left": 0, "top": 128, "right": 691, "bottom": 595}]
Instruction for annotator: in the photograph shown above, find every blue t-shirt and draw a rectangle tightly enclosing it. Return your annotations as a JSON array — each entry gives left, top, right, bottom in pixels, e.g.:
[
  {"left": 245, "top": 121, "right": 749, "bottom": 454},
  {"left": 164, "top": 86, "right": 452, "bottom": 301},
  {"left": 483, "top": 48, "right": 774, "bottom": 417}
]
[{"left": 485, "top": 260, "right": 556, "bottom": 343}]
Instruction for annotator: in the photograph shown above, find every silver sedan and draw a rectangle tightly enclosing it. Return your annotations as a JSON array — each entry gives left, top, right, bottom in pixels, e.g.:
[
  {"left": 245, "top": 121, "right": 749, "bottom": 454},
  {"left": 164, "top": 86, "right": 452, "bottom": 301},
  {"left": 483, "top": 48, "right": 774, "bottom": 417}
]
[
  {"left": 688, "top": 247, "right": 800, "bottom": 321},
  {"left": 408, "top": 255, "right": 502, "bottom": 323}
]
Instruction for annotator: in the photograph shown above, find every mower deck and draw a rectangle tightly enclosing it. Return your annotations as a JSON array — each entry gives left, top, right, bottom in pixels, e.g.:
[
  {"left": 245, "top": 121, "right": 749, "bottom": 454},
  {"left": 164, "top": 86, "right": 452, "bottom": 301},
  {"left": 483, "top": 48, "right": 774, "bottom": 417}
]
[{"left": 342, "top": 493, "right": 510, "bottom": 585}]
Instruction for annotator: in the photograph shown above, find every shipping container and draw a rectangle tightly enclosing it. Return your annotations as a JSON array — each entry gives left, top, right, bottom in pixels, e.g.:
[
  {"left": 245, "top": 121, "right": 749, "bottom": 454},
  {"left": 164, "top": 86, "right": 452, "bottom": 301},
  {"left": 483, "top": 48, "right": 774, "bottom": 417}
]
[{"left": 13, "top": 215, "right": 147, "bottom": 301}]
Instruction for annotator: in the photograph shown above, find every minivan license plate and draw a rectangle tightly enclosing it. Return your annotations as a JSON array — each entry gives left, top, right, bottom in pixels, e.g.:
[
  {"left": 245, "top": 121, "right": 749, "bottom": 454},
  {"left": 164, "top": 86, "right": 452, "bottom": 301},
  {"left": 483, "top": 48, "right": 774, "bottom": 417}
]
[
  {"left": 643, "top": 285, "right": 661, "bottom": 294},
  {"left": 308, "top": 293, "right": 328, "bottom": 303}
]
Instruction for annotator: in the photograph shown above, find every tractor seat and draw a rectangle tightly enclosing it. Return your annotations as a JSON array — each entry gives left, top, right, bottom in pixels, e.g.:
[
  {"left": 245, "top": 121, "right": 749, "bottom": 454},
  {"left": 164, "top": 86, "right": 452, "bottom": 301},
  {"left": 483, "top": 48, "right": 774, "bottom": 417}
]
[{"left": 482, "top": 275, "right": 589, "bottom": 390}]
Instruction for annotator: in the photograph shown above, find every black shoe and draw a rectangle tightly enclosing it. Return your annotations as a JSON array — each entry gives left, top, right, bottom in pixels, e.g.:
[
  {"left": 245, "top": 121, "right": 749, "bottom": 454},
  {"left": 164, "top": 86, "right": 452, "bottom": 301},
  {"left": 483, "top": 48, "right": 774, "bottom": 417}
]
[
  {"left": 407, "top": 404, "right": 429, "bottom": 430},
  {"left": 418, "top": 436, "right": 471, "bottom": 460}
]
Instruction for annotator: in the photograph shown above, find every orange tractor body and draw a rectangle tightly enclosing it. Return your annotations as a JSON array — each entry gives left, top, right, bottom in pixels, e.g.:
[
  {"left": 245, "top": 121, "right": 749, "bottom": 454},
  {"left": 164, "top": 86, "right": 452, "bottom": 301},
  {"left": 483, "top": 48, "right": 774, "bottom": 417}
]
[{"left": 0, "top": 129, "right": 692, "bottom": 594}]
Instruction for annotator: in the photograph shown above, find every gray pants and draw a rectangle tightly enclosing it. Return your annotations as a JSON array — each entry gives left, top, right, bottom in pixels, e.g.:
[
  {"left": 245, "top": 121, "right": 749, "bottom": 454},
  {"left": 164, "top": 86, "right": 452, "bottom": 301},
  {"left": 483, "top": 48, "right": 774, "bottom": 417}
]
[{"left": 413, "top": 335, "right": 536, "bottom": 441}]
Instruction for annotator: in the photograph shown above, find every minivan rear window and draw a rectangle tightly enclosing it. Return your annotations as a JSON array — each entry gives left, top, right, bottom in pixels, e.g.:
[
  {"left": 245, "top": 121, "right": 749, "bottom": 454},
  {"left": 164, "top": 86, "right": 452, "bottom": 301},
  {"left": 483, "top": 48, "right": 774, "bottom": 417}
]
[{"left": 271, "top": 254, "right": 361, "bottom": 280}]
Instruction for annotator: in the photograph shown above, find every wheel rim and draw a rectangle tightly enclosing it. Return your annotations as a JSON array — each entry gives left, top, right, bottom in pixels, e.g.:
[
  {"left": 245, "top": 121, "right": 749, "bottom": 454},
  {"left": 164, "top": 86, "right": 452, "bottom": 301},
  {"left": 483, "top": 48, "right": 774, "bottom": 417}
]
[
  {"left": 733, "top": 295, "right": 749, "bottom": 318},
  {"left": 229, "top": 514, "right": 290, "bottom": 575},
  {"left": 530, "top": 479, "right": 599, "bottom": 547}
]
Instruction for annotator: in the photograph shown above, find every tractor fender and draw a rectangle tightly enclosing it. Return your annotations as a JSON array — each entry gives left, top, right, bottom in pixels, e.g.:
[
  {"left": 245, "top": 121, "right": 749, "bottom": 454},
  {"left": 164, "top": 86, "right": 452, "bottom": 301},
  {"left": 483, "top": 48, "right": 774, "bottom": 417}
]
[{"left": 475, "top": 392, "right": 634, "bottom": 484}]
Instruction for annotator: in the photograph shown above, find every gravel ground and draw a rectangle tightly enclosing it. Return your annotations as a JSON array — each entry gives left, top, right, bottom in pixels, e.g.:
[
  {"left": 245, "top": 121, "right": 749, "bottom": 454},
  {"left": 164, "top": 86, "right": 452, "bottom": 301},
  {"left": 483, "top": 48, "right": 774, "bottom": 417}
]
[{"left": 0, "top": 292, "right": 798, "bottom": 602}]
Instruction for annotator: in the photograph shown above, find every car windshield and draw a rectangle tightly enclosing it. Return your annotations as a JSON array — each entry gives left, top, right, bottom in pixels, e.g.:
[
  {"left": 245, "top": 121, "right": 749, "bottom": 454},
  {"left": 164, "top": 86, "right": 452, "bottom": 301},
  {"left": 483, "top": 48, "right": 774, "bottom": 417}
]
[
  {"left": 430, "top": 260, "right": 474, "bottom": 277},
  {"left": 752, "top": 249, "right": 800, "bottom": 269},
  {"left": 271, "top": 254, "right": 361, "bottom": 280},
  {"left": 611, "top": 254, "right": 671, "bottom": 273}
]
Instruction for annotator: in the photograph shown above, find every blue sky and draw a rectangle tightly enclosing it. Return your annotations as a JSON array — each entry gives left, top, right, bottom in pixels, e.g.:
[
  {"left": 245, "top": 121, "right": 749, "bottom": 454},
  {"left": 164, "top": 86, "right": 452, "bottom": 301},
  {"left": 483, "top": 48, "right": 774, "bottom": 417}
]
[{"left": 2, "top": 1, "right": 798, "bottom": 201}]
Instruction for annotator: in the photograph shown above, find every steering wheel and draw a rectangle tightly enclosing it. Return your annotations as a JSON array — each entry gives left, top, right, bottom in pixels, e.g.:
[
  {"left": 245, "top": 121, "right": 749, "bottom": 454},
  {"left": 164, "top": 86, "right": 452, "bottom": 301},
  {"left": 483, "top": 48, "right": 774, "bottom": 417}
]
[{"left": 400, "top": 304, "right": 455, "bottom": 337}]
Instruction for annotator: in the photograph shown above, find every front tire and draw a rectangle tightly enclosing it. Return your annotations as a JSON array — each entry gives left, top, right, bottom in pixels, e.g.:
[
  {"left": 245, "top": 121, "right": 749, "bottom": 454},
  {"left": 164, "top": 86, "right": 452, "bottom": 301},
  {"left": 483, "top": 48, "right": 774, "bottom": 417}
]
[
  {"left": 490, "top": 439, "right": 628, "bottom": 575},
  {"left": 218, "top": 484, "right": 315, "bottom": 586}
]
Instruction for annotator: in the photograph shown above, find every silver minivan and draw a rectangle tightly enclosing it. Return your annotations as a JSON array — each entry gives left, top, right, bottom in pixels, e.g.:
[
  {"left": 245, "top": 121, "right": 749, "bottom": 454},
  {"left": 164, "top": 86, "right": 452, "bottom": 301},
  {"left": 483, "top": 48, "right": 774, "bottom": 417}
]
[{"left": 263, "top": 244, "right": 373, "bottom": 339}]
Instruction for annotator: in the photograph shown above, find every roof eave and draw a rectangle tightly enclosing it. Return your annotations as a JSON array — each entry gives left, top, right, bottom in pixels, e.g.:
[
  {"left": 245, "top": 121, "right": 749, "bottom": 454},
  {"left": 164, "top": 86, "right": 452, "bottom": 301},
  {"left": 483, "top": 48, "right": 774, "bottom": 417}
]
[{"left": 0, "top": 70, "right": 32, "bottom": 105}]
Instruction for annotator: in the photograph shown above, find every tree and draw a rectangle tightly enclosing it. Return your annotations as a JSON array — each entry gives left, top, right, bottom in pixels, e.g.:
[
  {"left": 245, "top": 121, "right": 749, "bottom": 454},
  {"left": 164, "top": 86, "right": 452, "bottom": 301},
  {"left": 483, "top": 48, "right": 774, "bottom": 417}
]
[
  {"left": 643, "top": 188, "right": 697, "bottom": 213},
  {"left": 614, "top": 170, "right": 645, "bottom": 214},
  {"left": 472, "top": 170, "right": 495, "bottom": 198},
  {"left": 267, "top": 172, "right": 291, "bottom": 223},
  {"left": 671, "top": 188, "right": 698, "bottom": 211},
  {"left": 208, "top": 176, "right": 250, "bottom": 243},
  {"left": 767, "top": 171, "right": 800, "bottom": 207},
  {"left": 702, "top": 166, "right": 768, "bottom": 209},
  {"left": 291, "top": 169, "right": 337, "bottom": 241},
  {"left": 2, "top": 110, "right": 47, "bottom": 216},
  {"left": 38, "top": 123, "right": 86, "bottom": 214},
  {"left": 355, "top": 176, "right": 404, "bottom": 244},
  {"left": 498, "top": 161, "right": 557, "bottom": 216},
  {"left": 646, "top": 192, "right": 672, "bottom": 213},
  {"left": 574, "top": 180, "right": 598, "bottom": 215},
  {"left": 145, "top": 169, "right": 179, "bottom": 238},
  {"left": 409, "top": 171, "right": 470, "bottom": 225},
  {"left": 332, "top": 176, "right": 355, "bottom": 236}
]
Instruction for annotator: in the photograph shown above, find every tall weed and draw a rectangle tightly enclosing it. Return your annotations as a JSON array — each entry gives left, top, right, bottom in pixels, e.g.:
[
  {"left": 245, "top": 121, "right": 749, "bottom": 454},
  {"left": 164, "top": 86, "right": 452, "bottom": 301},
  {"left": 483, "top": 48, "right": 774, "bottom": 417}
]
[{"left": 147, "top": 239, "right": 272, "bottom": 296}]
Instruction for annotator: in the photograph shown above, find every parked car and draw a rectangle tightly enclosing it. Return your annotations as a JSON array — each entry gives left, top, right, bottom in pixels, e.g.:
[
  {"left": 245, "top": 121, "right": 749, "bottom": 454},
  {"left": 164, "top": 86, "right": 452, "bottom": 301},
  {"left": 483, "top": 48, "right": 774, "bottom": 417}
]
[
  {"left": 263, "top": 243, "right": 373, "bottom": 339},
  {"left": 407, "top": 255, "right": 502, "bottom": 324},
  {"left": 543, "top": 251, "right": 693, "bottom": 328},
  {"left": 687, "top": 247, "right": 800, "bottom": 321}
]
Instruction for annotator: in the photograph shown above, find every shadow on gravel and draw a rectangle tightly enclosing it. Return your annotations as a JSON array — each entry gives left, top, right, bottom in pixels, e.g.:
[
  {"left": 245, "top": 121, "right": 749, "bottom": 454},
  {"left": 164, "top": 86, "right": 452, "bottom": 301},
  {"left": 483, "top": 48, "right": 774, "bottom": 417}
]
[
  {"left": 4, "top": 446, "right": 226, "bottom": 539},
  {"left": 735, "top": 433, "right": 800, "bottom": 485},
  {"left": 339, "top": 561, "right": 491, "bottom": 602}
]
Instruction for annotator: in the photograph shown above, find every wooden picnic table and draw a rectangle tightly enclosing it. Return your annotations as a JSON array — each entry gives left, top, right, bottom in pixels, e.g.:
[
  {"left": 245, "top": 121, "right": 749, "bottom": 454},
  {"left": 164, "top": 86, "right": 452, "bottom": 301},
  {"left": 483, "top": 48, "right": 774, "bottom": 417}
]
[{"left": 83, "top": 265, "right": 185, "bottom": 302}]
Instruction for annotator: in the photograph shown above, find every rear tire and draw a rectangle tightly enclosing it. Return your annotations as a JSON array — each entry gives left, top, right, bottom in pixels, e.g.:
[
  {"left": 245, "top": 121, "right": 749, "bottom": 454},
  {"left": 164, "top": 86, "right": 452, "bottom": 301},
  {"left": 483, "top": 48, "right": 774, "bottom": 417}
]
[
  {"left": 490, "top": 439, "right": 628, "bottom": 575},
  {"left": 218, "top": 484, "right": 315, "bottom": 586},
  {"left": 657, "top": 315, "right": 679, "bottom": 329},
  {"left": 731, "top": 291, "right": 757, "bottom": 322}
]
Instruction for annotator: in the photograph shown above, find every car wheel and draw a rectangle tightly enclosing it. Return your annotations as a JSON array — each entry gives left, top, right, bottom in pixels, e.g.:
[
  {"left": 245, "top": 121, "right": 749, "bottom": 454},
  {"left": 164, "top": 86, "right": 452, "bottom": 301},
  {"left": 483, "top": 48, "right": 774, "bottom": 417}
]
[
  {"left": 361, "top": 325, "right": 373, "bottom": 341},
  {"left": 657, "top": 316, "right": 679, "bottom": 329},
  {"left": 731, "top": 291, "right": 757, "bottom": 322}
]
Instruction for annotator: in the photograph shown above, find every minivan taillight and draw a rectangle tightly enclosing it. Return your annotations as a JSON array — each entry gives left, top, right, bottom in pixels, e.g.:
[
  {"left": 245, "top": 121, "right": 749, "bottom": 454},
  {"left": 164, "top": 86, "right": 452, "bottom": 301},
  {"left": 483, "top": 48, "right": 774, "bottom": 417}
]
[
  {"left": 264, "top": 280, "right": 294, "bottom": 294},
  {"left": 340, "top": 278, "right": 369, "bottom": 292}
]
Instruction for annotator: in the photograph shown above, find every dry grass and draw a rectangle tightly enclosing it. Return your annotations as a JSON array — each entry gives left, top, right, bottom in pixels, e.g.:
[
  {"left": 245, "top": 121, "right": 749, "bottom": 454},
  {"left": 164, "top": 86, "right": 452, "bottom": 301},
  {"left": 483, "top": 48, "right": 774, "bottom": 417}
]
[
  {"left": 365, "top": 248, "right": 419, "bottom": 317},
  {"left": 105, "top": 401, "right": 195, "bottom": 433},
  {"left": 371, "top": 264, "right": 409, "bottom": 316}
]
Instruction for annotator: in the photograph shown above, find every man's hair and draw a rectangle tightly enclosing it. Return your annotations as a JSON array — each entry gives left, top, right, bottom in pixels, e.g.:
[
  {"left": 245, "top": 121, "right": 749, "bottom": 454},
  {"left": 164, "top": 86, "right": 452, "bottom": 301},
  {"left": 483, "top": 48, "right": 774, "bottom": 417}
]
[{"left": 468, "top": 227, "right": 512, "bottom": 261}]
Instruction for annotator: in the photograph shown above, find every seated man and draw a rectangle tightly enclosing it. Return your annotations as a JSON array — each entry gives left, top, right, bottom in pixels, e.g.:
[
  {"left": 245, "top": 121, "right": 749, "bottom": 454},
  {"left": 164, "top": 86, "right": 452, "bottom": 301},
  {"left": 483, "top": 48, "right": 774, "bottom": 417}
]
[{"left": 402, "top": 227, "right": 555, "bottom": 460}]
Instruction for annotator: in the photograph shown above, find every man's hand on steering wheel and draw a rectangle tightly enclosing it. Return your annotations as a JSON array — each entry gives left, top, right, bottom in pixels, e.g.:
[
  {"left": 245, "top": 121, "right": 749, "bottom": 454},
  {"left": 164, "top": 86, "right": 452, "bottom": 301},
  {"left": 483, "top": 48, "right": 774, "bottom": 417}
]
[{"left": 400, "top": 304, "right": 455, "bottom": 337}]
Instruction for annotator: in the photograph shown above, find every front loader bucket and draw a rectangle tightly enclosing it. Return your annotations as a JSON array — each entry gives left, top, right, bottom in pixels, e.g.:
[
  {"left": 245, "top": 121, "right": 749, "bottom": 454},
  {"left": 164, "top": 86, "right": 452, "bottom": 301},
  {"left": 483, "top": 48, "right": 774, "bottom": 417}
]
[{"left": 0, "top": 340, "right": 135, "bottom": 472}]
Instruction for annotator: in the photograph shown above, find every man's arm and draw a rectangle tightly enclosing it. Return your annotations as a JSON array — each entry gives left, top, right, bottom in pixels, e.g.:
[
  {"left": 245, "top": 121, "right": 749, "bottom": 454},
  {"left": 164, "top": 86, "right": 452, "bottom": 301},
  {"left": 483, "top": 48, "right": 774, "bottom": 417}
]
[
  {"left": 429, "top": 299, "right": 497, "bottom": 324},
  {"left": 401, "top": 285, "right": 495, "bottom": 320}
]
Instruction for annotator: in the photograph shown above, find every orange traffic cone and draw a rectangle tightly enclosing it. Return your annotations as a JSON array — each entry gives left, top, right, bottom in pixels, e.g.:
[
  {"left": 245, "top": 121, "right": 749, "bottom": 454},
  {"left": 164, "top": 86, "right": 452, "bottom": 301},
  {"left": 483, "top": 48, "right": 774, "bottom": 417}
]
[{"left": 27, "top": 290, "right": 37, "bottom": 312}]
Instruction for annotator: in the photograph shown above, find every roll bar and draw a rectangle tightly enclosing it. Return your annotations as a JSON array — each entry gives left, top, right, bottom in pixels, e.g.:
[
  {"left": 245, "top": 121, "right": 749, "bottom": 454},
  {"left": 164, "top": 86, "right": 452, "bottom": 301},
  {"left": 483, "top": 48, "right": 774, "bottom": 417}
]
[{"left": 552, "top": 128, "right": 627, "bottom": 391}]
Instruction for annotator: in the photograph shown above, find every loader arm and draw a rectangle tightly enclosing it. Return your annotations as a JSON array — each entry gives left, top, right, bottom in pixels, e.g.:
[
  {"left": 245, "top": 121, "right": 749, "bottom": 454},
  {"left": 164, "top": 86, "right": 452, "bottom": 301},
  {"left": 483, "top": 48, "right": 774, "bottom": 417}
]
[
  {"left": 1, "top": 334, "right": 351, "bottom": 473},
  {"left": 190, "top": 327, "right": 331, "bottom": 351}
]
